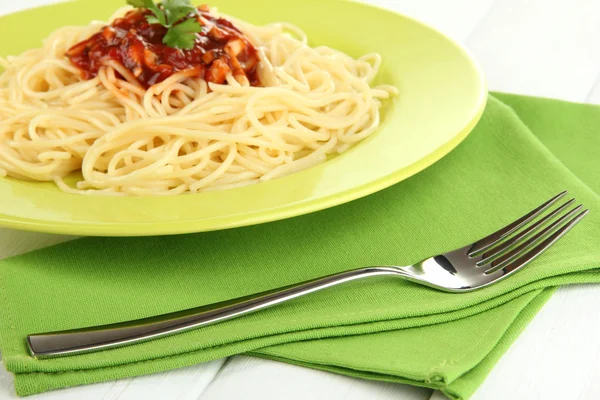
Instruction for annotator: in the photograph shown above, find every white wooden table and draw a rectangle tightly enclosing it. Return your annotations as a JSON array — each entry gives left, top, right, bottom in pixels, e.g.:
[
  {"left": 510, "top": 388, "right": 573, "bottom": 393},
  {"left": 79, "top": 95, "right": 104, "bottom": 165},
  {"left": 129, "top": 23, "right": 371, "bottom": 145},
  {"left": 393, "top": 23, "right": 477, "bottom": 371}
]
[{"left": 1, "top": 1, "right": 600, "bottom": 399}]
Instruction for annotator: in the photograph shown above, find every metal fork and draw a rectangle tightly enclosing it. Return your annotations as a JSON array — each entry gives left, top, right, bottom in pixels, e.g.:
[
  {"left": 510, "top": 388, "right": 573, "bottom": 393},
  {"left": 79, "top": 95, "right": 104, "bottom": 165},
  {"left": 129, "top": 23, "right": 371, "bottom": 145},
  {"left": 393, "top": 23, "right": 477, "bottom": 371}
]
[{"left": 27, "top": 191, "right": 588, "bottom": 359}]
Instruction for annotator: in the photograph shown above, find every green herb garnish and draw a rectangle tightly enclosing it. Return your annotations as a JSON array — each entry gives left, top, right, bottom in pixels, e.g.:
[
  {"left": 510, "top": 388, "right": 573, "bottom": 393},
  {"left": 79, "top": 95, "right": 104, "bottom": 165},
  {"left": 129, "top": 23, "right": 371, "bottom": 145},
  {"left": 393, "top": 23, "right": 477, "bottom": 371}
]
[{"left": 126, "top": 0, "right": 203, "bottom": 50}]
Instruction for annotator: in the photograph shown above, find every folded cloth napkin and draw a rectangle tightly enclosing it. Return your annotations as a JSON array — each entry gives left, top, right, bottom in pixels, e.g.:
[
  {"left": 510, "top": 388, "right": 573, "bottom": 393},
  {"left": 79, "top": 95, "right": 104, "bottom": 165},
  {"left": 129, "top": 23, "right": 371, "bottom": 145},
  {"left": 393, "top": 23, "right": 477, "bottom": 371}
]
[{"left": 0, "top": 93, "right": 599, "bottom": 399}]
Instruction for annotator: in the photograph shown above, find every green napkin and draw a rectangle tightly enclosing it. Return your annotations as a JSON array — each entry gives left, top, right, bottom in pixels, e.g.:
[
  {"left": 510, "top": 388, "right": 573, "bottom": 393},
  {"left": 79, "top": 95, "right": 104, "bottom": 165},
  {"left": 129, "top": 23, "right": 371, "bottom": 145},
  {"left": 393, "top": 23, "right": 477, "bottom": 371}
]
[{"left": 1, "top": 93, "right": 599, "bottom": 400}]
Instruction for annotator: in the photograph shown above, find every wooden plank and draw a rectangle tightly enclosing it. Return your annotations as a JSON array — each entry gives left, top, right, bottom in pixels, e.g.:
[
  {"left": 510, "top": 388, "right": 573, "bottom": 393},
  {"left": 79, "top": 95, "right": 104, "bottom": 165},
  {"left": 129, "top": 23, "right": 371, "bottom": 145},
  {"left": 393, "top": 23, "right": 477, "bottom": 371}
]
[
  {"left": 363, "top": 0, "right": 496, "bottom": 41},
  {"left": 466, "top": 0, "right": 600, "bottom": 101},
  {"left": 470, "top": 286, "right": 600, "bottom": 400}
]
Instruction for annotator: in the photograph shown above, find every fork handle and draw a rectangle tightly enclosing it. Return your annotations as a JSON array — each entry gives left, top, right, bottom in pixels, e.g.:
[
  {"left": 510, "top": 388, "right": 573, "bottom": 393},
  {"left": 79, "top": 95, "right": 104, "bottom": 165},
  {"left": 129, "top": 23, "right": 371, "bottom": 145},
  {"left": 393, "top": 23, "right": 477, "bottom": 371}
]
[{"left": 27, "top": 266, "right": 404, "bottom": 359}]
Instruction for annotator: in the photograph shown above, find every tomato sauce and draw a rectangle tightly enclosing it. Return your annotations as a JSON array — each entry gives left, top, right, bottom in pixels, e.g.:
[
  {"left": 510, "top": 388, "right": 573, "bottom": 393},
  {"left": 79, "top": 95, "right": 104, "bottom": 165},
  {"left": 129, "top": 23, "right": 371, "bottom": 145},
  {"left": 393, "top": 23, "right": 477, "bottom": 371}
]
[{"left": 66, "top": 6, "right": 261, "bottom": 88}]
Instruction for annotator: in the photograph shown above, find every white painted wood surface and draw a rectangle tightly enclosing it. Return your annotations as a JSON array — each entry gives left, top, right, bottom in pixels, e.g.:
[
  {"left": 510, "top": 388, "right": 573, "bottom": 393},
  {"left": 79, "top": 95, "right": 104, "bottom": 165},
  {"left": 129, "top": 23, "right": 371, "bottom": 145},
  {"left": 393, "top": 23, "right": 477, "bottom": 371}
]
[{"left": 1, "top": 0, "right": 600, "bottom": 399}]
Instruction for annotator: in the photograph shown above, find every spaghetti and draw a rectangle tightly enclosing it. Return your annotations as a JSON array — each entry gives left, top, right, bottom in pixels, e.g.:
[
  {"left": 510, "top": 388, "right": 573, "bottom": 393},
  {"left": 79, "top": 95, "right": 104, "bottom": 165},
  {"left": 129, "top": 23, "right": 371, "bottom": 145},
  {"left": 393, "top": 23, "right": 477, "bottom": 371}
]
[{"left": 0, "top": 5, "right": 397, "bottom": 196}]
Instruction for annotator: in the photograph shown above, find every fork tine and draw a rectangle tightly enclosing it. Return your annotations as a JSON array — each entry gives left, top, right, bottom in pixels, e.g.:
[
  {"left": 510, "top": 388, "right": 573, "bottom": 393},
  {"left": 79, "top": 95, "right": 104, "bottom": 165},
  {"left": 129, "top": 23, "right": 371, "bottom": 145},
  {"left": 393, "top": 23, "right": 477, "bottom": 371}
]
[
  {"left": 483, "top": 205, "right": 584, "bottom": 270},
  {"left": 479, "top": 199, "right": 578, "bottom": 264},
  {"left": 485, "top": 209, "right": 589, "bottom": 275},
  {"left": 469, "top": 191, "right": 567, "bottom": 256}
]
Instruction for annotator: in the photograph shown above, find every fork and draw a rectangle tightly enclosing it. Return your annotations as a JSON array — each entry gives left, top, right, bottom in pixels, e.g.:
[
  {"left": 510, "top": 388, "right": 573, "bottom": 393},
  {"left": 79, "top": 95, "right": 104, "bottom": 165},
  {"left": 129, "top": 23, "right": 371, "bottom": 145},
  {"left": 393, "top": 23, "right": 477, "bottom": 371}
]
[{"left": 27, "top": 191, "right": 588, "bottom": 359}]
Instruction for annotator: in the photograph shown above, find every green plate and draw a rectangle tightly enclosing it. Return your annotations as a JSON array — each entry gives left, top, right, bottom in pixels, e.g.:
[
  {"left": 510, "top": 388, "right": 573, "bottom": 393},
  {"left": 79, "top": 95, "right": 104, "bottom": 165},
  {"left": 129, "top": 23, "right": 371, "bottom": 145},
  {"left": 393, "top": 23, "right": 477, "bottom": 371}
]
[{"left": 0, "top": 0, "right": 486, "bottom": 237}]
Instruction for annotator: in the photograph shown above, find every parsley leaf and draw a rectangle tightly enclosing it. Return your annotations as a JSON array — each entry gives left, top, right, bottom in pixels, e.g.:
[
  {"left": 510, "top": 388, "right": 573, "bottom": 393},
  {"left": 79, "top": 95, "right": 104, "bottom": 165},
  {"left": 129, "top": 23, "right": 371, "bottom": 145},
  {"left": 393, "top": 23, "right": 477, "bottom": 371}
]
[
  {"left": 163, "top": 0, "right": 197, "bottom": 26},
  {"left": 145, "top": 15, "right": 162, "bottom": 24},
  {"left": 125, "top": 0, "right": 202, "bottom": 50},
  {"left": 163, "top": 18, "right": 203, "bottom": 50},
  {"left": 127, "top": 0, "right": 167, "bottom": 26}
]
